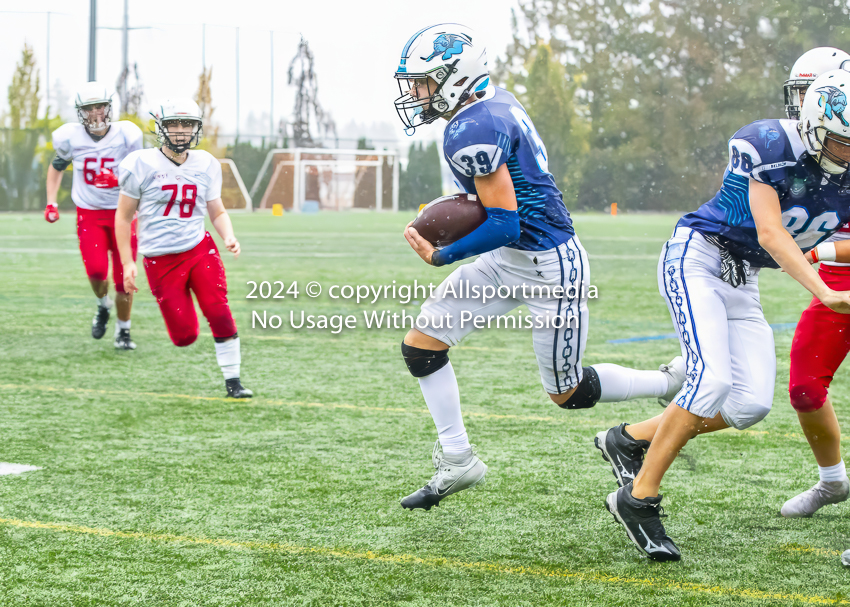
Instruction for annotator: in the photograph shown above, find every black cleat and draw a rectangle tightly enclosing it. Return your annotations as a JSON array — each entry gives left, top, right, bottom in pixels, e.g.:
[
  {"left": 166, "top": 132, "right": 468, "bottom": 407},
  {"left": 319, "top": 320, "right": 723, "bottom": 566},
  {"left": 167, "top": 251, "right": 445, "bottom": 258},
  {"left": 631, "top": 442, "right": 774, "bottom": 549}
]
[
  {"left": 114, "top": 329, "right": 136, "bottom": 350},
  {"left": 606, "top": 484, "right": 681, "bottom": 562},
  {"left": 92, "top": 305, "right": 110, "bottom": 339},
  {"left": 225, "top": 378, "right": 253, "bottom": 398},
  {"left": 400, "top": 441, "right": 487, "bottom": 511},
  {"left": 595, "top": 423, "right": 650, "bottom": 487}
]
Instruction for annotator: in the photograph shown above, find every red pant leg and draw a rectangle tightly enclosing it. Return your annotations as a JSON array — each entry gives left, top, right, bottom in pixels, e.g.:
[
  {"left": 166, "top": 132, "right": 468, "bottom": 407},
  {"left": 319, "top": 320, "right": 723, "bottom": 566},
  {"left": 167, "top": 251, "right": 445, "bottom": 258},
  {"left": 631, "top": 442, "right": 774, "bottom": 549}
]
[
  {"left": 76, "top": 208, "right": 111, "bottom": 282},
  {"left": 789, "top": 265, "right": 850, "bottom": 412},
  {"left": 188, "top": 233, "right": 237, "bottom": 339},
  {"left": 144, "top": 247, "right": 200, "bottom": 347}
]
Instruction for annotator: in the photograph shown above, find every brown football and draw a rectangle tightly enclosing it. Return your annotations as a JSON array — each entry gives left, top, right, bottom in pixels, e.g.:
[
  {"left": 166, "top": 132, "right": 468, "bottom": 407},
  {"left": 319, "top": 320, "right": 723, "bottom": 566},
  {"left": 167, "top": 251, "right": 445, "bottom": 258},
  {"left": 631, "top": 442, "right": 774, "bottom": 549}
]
[{"left": 411, "top": 193, "right": 487, "bottom": 247}]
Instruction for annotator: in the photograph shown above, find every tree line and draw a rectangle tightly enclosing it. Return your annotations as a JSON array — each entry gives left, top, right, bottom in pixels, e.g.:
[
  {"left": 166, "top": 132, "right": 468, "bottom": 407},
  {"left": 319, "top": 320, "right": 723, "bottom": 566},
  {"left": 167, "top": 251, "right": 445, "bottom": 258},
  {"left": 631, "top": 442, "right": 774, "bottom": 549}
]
[{"left": 496, "top": 0, "right": 850, "bottom": 211}]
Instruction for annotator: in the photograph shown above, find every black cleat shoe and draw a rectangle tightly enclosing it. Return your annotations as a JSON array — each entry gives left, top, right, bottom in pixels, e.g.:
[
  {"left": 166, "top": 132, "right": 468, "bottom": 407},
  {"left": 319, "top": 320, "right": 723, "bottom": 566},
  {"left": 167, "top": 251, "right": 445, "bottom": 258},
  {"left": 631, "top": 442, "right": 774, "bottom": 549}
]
[
  {"left": 114, "top": 329, "right": 136, "bottom": 350},
  {"left": 606, "top": 484, "right": 681, "bottom": 562},
  {"left": 595, "top": 423, "right": 650, "bottom": 487},
  {"left": 92, "top": 305, "right": 110, "bottom": 339},
  {"left": 400, "top": 441, "right": 487, "bottom": 511},
  {"left": 225, "top": 378, "right": 253, "bottom": 398}
]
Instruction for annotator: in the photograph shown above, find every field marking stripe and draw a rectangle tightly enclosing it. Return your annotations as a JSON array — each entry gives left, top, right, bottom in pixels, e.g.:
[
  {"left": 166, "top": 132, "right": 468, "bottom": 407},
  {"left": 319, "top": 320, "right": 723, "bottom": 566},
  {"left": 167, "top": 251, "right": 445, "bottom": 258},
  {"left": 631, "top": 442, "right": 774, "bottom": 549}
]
[
  {"left": 608, "top": 322, "right": 798, "bottom": 344},
  {"left": 1, "top": 384, "right": 839, "bottom": 438},
  {"left": 0, "top": 383, "right": 560, "bottom": 423},
  {"left": 0, "top": 517, "right": 844, "bottom": 605},
  {"left": 781, "top": 544, "right": 843, "bottom": 557}
]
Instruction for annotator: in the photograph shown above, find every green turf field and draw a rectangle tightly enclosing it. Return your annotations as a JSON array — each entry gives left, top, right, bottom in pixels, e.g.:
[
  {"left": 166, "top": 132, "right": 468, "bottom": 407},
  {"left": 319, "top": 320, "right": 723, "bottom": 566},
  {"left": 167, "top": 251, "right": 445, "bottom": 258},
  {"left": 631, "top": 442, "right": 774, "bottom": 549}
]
[{"left": 1, "top": 211, "right": 848, "bottom": 606}]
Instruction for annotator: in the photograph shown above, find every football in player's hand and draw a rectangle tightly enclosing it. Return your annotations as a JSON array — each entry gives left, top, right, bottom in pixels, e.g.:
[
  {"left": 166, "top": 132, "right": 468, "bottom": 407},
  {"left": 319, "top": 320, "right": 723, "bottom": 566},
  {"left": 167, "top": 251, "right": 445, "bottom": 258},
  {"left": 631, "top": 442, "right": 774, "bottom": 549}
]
[{"left": 411, "top": 193, "right": 487, "bottom": 247}]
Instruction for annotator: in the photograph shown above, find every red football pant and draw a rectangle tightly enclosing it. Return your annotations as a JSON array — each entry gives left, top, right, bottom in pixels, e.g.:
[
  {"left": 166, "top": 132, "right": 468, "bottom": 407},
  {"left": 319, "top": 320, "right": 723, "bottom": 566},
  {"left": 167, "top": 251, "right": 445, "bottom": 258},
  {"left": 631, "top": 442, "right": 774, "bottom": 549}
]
[
  {"left": 76, "top": 207, "right": 137, "bottom": 293},
  {"left": 789, "top": 264, "right": 850, "bottom": 412},
  {"left": 143, "top": 232, "right": 237, "bottom": 347}
]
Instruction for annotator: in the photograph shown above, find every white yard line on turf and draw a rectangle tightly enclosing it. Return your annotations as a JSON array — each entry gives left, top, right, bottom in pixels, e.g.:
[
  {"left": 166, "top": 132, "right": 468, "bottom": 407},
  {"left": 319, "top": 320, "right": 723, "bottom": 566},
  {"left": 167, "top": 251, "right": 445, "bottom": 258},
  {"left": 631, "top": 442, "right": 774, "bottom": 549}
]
[
  {"left": 0, "top": 248, "right": 657, "bottom": 261},
  {"left": 0, "top": 463, "right": 41, "bottom": 476}
]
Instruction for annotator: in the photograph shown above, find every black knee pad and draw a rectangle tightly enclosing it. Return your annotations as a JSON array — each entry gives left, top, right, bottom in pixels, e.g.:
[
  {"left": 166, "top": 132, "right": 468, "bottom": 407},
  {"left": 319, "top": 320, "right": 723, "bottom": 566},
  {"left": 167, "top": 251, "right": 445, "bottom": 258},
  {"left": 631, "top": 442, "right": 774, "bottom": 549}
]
[
  {"left": 559, "top": 366, "right": 601, "bottom": 409},
  {"left": 401, "top": 342, "right": 450, "bottom": 378}
]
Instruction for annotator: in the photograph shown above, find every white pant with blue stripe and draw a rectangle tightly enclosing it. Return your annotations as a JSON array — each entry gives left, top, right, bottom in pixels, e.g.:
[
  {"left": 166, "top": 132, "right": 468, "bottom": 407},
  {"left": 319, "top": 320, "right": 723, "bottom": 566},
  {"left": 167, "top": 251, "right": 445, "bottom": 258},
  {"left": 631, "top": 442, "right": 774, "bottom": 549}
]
[
  {"left": 659, "top": 227, "right": 775, "bottom": 429},
  {"left": 416, "top": 237, "right": 590, "bottom": 395}
]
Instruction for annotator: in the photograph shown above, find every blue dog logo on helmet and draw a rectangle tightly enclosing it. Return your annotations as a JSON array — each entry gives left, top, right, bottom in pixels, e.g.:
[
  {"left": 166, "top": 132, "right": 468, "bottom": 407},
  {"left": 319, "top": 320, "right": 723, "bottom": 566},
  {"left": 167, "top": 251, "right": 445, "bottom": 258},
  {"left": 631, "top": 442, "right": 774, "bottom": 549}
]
[
  {"left": 817, "top": 86, "right": 850, "bottom": 127},
  {"left": 422, "top": 34, "right": 469, "bottom": 62}
]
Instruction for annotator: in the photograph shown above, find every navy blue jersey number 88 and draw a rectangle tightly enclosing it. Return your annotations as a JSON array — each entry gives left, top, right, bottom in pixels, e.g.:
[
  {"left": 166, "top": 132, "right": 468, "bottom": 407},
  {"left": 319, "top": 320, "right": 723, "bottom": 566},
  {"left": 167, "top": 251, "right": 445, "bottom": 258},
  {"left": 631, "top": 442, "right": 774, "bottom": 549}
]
[{"left": 731, "top": 146, "right": 753, "bottom": 173}]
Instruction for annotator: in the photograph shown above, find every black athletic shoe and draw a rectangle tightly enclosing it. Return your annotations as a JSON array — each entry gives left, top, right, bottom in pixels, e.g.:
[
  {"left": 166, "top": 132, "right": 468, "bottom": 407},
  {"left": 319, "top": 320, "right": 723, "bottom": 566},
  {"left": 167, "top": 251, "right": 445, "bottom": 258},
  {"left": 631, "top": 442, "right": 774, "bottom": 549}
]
[
  {"left": 225, "top": 378, "right": 253, "bottom": 398},
  {"left": 92, "top": 305, "right": 110, "bottom": 339},
  {"left": 606, "top": 484, "right": 681, "bottom": 562},
  {"left": 595, "top": 423, "right": 650, "bottom": 487},
  {"left": 113, "top": 329, "right": 136, "bottom": 350}
]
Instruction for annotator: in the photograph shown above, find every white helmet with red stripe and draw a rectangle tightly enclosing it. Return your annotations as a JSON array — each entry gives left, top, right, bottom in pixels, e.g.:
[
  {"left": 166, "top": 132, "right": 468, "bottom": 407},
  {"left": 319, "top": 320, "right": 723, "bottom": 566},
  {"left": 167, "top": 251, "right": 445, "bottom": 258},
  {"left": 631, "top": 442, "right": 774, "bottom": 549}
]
[
  {"left": 785, "top": 47, "right": 850, "bottom": 120},
  {"left": 152, "top": 98, "right": 203, "bottom": 153}
]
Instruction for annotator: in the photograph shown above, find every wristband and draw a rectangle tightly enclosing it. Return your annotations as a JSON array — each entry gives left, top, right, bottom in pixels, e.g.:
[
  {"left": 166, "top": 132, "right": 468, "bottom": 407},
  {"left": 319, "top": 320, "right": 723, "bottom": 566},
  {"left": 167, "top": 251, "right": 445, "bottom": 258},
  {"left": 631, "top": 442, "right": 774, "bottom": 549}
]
[
  {"left": 811, "top": 247, "right": 819, "bottom": 263},
  {"left": 815, "top": 242, "right": 837, "bottom": 262}
]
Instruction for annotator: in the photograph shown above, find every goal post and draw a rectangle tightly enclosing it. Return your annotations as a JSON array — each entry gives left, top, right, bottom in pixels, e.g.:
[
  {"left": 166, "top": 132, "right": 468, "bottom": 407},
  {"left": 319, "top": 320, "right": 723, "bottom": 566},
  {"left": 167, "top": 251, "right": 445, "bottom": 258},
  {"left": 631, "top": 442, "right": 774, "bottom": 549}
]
[
  {"left": 219, "top": 158, "right": 253, "bottom": 212},
  {"left": 250, "top": 147, "right": 399, "bottom": 212}
]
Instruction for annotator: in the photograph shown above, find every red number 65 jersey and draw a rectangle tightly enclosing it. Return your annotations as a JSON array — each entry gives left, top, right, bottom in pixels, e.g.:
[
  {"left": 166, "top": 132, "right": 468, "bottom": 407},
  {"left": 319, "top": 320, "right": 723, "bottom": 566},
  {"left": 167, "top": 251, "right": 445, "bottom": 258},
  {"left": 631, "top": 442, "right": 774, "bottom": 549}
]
[
  {"left": 119, "top": 148, "right": 222, "bottom": 257},
  {"left": 52, "top": 121, "right": 143, "bottom": 210}
]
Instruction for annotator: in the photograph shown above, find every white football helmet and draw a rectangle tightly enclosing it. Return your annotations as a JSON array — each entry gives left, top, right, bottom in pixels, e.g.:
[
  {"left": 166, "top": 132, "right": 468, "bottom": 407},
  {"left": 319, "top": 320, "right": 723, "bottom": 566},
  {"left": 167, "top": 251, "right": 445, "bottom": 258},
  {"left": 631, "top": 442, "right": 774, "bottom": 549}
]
[
  {"left": 75, "top": 81, "right": 113, "bottom": 131},
  {"left": 785, "top": 47, "right": 850, "bottom": 120},
  {"left": 800, "top": 69, "right": 850, "bottom": 176},
  {"left": 394, "top": 24, "right": 489, "bottom": 134},
  {"left": 152, "top": 98, "right": 203, "bottom": 153}
]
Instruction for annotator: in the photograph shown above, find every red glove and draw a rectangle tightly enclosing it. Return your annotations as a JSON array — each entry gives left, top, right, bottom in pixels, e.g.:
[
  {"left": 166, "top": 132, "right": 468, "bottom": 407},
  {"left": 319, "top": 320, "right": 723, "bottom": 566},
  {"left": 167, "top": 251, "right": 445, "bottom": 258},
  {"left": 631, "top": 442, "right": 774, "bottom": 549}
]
[
  {"left": 45, "top": 203, "right": 59, "bottom": 223},
  {"left": 93, "top": 168, "right": 119, "bottom": 189}
]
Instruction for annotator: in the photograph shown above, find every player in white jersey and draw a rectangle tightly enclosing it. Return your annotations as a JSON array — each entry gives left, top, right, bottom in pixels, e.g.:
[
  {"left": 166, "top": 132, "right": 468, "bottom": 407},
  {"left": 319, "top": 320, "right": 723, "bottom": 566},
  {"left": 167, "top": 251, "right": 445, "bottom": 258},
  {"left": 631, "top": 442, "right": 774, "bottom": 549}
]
[
  {"left": 45, "top": 82, "right": 144, "bottom": 349},
  {"left": 115, "top": 99, "right": 252, "bottom": 398}
]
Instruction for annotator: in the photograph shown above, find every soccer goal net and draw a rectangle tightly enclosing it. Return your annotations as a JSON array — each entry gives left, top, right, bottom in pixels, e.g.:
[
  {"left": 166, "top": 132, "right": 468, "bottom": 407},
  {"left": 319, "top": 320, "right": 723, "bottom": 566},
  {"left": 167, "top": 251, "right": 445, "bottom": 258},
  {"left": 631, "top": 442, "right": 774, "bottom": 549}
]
[
  {"left": 249, "top": 148, "right": 399, "bottom": 212},
  {"left": 219, "top": 159, "right": 253, "bottom": 212}
]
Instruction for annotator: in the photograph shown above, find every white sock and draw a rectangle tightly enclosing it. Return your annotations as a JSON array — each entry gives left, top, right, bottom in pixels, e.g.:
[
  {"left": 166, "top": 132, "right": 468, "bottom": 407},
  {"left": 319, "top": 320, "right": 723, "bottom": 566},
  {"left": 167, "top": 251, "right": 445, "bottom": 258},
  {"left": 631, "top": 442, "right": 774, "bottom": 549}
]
[
  {"left": 592, "top": 363, "right": 669, "bottom": 402},
  {"left": 117, "top": 319, "right": 131, "bottom": 330},
  {"left": 215, "top": 337, "right": 241, "bottom": 380},
  {"left": 97, "top": 295, "right": 112, "bottom": 308},
  {"left": 418, "top": 362, "right": 470, "bottom": 454},
  {"left": 819, "top": 460, "right": 847, "bottom": 482}
]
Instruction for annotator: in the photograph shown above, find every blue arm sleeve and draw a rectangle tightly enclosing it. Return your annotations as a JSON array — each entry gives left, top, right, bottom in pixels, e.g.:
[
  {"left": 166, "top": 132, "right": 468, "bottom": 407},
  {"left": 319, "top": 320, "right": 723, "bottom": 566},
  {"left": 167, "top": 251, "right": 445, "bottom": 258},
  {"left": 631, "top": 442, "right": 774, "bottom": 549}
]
[{"left": 430, "top": 207, "right": 520, "bottom": 267}]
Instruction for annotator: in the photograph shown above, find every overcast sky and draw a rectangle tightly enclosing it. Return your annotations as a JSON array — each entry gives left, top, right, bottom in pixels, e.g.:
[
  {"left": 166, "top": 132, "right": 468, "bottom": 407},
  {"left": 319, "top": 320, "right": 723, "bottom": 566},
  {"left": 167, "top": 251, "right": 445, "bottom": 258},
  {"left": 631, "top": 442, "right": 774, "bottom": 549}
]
[{"left": 0, "top": 0, "right": 522, "bottom": 148}]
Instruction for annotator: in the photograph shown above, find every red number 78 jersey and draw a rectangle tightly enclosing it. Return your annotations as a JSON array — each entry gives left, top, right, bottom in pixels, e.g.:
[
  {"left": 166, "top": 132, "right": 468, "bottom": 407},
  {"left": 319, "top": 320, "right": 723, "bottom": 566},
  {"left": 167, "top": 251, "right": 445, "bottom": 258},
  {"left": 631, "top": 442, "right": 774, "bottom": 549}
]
[{"left": 119, "top": 148, "right": 222, "bottom": 257}]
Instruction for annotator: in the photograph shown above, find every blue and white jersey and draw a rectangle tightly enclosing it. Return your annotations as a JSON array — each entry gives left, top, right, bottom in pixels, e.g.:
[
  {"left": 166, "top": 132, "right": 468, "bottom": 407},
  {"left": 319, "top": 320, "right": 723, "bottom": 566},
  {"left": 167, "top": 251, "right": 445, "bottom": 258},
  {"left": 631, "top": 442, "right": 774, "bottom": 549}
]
[
  {"left": 442, "top": 86, "right": 574, "bottom": 251},
  {"left": 679, "top": 119, "right": 850, "bottom": 268}
]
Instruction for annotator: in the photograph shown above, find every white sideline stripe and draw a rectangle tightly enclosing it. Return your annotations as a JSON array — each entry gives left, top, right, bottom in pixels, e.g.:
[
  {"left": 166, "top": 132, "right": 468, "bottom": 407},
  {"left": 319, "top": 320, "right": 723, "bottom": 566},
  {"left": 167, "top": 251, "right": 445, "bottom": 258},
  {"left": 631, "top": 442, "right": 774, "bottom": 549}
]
[
  {"left": 0, "top": 248, "right": 376, "bottom": 258},
  {"left": 0, "top": 248, "right": 655, "bottom": 261},
  {"left": 588, "top": 254, "right": 658, "bottom": 260},
  {"left": 0, "top": 248, "right": 79, "bottom": 255},
  {"left": 0, "top": 463, "right": 41, "bottom": 476}
]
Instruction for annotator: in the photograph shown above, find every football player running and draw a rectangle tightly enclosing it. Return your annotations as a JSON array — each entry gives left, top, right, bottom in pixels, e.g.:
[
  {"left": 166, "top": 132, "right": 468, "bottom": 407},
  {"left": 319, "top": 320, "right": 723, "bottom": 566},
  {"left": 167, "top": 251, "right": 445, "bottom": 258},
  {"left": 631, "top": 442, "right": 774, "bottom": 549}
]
[
  {"left": 45, "top": 82, "right": 143, "bottom": 349},
  {"left": 394, "top": 24, "right": 686, "bottom": 512},
  {"left": 115, "top": 99, "right": 252, "bottom": 398},
  {"left": 781, "top": 48, "right": 850, "bottom": 520},
  {"left": 596, "top": 69, "right": 850, "bottom": 562}
]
